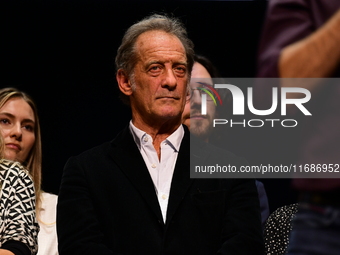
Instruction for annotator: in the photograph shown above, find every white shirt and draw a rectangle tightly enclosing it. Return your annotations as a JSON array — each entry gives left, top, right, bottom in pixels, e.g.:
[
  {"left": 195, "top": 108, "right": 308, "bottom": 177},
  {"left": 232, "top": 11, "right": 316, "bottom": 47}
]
[
  {"left": 38, "top": 192, "right": 58, "bottom": 255},
  {"left": 129, "top": 121, "right": 184, "bottom": 222}
]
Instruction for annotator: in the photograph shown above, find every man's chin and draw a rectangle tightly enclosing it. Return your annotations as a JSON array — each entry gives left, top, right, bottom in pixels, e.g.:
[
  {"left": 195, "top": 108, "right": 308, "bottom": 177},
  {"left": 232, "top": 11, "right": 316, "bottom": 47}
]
[
  {"left": 156, "top": 105, "right": 183, "bottom": 116},
  {"left": 189, "top": 124, "right": 211, "bottom": 138}
]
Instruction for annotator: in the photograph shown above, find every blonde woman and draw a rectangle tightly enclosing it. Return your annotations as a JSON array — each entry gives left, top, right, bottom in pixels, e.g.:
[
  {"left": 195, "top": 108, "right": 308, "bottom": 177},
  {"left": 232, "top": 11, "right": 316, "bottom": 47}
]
[
  {"left": 0, "top": 88, "right": 58, "bottom": 255},
  {"left": 0, "top": 131, "right": 39, "bottom": 255}
]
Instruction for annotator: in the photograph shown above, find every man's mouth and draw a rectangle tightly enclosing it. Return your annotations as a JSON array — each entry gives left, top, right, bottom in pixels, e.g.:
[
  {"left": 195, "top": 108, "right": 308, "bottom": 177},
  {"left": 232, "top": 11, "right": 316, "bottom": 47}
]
[
  {"left": 156, "top": 93, "right": 181, "bottom": 100},
  {"left": 190, "top": 115, "right": 207, "bottom": 119}
]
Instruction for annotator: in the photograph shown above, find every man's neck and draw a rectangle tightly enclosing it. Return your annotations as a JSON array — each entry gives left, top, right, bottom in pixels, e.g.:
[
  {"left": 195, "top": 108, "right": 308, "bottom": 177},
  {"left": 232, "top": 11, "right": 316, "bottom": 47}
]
[{"left": 131, "top": 116, "right": 182, "bottom": 159}]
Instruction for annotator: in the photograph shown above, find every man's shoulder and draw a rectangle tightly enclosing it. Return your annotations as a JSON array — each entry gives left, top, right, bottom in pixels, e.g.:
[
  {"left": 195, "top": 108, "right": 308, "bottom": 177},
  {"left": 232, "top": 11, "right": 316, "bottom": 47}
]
[
  {"left": 75, "top": 141, "right": 112, "bottom": 160},
  {"left": 72, "top": 126, "right": 131, "bottom": 162}
]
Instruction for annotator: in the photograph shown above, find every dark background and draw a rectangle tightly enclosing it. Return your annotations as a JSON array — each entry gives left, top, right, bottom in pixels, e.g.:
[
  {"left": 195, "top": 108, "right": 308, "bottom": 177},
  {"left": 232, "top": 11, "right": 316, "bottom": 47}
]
[{"left": 2, "top": 0, "right": 297, "bottom": 213}]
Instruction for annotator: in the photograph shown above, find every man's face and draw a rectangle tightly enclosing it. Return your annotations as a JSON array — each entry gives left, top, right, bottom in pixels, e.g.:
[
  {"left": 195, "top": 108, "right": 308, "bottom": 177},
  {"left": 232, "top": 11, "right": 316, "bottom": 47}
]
[
  {"left": 182, "top": 62, "right": 216, "bottom": 140},
  {"left": 128, "top": 30, "right": 189, "bottom": 127}
]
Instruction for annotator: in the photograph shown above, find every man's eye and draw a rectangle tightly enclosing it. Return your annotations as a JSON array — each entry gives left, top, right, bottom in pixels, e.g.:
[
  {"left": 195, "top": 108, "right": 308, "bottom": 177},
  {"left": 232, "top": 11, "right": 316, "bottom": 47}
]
[
  {"left": 150, "top": 66, "right": 161, "bottom": 71},
  {"left": 201, "top": 89, "right": 214, "bottom": 96},
  {"left": 202, "top": 86, "right": 213, "bottom": 93},
  {"left": 175, "top": 67, "right": 186, "bottom": 72},
  {"left": 175, "top": 67, "right": 187, "bottom": 77}
]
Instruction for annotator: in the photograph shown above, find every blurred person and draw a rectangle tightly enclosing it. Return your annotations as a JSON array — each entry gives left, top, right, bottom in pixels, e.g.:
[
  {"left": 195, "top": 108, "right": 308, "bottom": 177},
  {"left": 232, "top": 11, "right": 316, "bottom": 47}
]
[
  {"left": 182, "top": 55, "right": 220, "bottom": 142},
  {"left": 57, "top": 14, "right": 264, "bottom": 255},
  {"left": 0, "top": 129, "right": 39, "bottom": 255},
  {"left": 257, "top": 0, "right": 340, "bottom": 254},
  {"left": 0, "top": 88, "right": 58, "bottom": 255},
  {"left": 183, "top": 54, "right": 270, "bottom": 228}
]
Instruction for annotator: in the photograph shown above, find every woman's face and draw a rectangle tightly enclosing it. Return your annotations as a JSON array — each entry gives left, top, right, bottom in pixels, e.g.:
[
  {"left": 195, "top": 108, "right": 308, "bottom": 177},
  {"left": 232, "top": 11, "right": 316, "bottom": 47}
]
[{"left": 0, "top": 97, "right": 36, "bottom": 163}]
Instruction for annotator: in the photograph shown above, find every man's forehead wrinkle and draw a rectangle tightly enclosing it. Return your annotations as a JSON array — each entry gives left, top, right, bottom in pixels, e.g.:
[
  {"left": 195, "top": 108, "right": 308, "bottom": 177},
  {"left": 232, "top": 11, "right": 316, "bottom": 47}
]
[
  {"left": 145, "top": 51, "right": 186, "bottom": 62},
  {"left": 139, "top": 49, "right": 187, "bottom": 66},
  {"left": 140, "top": 45, "right": 186, "bottom": 57},
  {"left": 137, "top": 31, "right": 185, "bottom": 50}
]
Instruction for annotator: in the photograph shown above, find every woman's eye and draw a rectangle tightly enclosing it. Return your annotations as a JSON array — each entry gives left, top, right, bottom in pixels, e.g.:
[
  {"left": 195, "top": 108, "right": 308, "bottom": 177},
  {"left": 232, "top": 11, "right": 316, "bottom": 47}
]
[
  {"left": 0, "top": 119, "right": 10, "bottom": 124},
  {"left": 23, "top": 125, "right": 34, "bottom": 132}
]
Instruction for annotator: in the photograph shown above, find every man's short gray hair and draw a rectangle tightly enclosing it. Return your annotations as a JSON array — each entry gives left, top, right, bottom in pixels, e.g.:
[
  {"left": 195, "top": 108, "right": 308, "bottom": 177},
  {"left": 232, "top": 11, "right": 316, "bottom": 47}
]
[{"left": 115, "top": 14, "right": 195, "bottom": 105}]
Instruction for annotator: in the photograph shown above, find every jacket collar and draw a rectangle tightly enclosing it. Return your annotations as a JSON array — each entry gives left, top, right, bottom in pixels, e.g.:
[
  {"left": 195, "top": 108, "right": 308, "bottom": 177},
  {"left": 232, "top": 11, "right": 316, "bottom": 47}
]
[{"left": 108, "top": 125, "right": 194, "bottom": 226}]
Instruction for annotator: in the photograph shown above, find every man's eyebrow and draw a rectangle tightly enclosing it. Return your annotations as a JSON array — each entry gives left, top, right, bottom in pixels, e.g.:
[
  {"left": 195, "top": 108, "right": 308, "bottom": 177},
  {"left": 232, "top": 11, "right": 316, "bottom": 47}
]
[
  {"left": 196, "top": 82, "right": 213, "bottom": 88},
  {"left": 146, "top": 60, "right": 162, "bottom": 66},
  {"left": 144, "top": 61, "right": 162, "bottom": 69},
  {"left": 146, "top": 60, "right": 187, "bottom": 66},
  {"left": 174, "top": 61, "right": 187, "bottom": 66}
]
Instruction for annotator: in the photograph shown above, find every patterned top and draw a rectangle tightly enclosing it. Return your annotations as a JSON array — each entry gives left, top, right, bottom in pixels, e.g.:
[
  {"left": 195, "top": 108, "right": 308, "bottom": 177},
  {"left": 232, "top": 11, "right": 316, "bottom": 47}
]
[
  {"left": 0, "top": 159, "right": 39, "bottom": 254},
  {"left": 264, "top": 203, "right": 299, "bottom": 255}
]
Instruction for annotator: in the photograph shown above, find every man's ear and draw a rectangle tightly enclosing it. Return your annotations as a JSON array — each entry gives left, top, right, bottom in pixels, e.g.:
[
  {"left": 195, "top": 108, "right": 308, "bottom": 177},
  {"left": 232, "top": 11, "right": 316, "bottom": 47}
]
[{"left": 116, "top": 69, "right": 133, "bottom": 96}]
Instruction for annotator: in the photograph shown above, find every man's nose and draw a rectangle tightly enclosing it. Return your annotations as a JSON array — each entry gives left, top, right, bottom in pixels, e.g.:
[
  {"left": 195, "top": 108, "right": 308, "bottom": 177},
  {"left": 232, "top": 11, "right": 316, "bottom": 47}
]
[
  {"left": 161, "top": 69, "right": 177, "bottom": 90},
  {"left": 191, "top": 89, "right": 202, "bottom": 105}
]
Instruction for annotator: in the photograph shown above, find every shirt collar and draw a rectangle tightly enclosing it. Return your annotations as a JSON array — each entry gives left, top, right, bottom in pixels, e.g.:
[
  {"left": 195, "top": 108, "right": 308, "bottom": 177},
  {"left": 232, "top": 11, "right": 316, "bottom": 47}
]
[{"left": 129, "top": 120, "right": 184, "bottom": 152}]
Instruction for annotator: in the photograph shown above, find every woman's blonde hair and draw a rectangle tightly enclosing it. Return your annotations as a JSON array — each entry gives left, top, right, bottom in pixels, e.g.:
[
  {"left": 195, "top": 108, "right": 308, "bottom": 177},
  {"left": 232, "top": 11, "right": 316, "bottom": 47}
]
[
  {"left": 0, "top": 87, "right": 42, "bottom": 211},
  {"left": 0, "top": 133, "right": 4, "bottom": 159}
]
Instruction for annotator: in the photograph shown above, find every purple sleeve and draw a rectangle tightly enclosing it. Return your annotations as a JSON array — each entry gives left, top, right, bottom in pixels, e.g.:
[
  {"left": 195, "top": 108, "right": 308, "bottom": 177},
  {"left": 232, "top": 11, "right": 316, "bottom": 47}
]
[
  {"left": 256, "top": 0, "right": 314, "bottom": 78},
  {"left": 255, "top": 180, "right": 270, "bottom": 228}
]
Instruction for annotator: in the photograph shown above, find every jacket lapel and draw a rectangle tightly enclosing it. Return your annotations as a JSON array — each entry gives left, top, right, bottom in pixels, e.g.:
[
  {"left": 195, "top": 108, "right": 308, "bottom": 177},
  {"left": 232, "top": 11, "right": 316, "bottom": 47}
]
[
  {"left": 108, "top": 126, "right": 164, "bottom": 223},
  {"left": 165, "top": 127, "right": 194, "bottom": 225}
]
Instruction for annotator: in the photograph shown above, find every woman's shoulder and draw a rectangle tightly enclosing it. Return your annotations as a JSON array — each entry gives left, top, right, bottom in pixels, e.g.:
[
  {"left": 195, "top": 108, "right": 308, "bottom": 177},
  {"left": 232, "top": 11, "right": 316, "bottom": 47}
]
[
  {"left": 0, "top": 158, "right": 25, "bottom": 170},
  {"left": 0, "top": 159, "right": 30, "bottom": 179}
]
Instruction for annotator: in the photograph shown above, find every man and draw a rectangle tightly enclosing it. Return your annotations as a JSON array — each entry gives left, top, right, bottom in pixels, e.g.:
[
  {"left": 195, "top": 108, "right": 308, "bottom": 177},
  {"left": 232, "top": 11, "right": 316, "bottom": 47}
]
[
  {"left": 182, "top": 54, "right": 269, "bottom": 228},
  {"left": 182, "top": 54, "right": 221, "bottom": 143},
  {"left": 257, "top": 1, "right": 340, "bottom": 254},
  {"left": 57, "top": 14, "right": 264, "bottom": 255}
]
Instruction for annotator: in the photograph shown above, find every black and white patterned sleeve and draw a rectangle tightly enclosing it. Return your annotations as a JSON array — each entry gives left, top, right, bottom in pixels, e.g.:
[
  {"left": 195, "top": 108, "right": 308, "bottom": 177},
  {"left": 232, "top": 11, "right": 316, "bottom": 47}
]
[{"left": 0, "top": 160, "right": 39, "bottom": 255}]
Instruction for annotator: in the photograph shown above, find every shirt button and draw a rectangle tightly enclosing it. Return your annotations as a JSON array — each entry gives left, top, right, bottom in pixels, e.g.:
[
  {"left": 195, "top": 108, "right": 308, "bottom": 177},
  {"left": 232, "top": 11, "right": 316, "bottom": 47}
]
[
  {"left": 151, "top": 164, "right": 156, "bottom": 168},
  {"left": 143, "top": 136, "right": 148, "bottom": 142},
  {"left": 162, "top": 194, "right": 167, "bottom": 200}
]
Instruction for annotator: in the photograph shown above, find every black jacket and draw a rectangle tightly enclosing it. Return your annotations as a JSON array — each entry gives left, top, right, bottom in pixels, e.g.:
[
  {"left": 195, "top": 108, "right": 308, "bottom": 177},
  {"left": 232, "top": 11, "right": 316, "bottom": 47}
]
[{"left": 57, "top": 125, "right": 264, "bottom": 255}]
